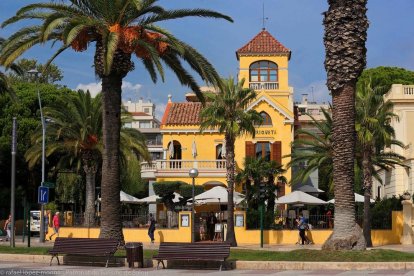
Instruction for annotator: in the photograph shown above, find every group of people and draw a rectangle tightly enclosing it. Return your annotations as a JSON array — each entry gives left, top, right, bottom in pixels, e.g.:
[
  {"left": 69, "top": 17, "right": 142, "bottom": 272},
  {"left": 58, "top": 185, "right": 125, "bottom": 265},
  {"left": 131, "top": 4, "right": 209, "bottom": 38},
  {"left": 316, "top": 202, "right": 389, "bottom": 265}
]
[
  {"left": 1, "top": 211, "right": 60, "bottom": 242},
  {"left": 199, "top": 212, "right": 218, "bottom": 241}
]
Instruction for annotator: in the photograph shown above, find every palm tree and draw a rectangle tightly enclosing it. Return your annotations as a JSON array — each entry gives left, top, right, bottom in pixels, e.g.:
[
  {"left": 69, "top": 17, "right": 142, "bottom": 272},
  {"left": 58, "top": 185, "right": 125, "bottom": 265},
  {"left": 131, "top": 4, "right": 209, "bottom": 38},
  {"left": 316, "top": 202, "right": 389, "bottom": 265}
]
[
  {"left": 0, "top": 37, "right": 22, "bottom": 98},
  {"left": 322, "top": 0, "right": 369, "bottom": 250},
  {"left": 200, "top": 77, "right": 263, "bottom": 246},
  {"left": 288, "top": 108, "right": 333, "bottom": 193},
  {"left": 356, "top": 80, "right": 407, "bottom": 247},
  {"left": 25, "top": 90, "right": 150, "bottom": 226},
  {"left": 236, "top": 157, "right": 286, "bottom": 228},
  {"left": 1, "top": 0, "right": 232, "bottom": 241},
  {"left": 288, "top": 106, "right": 406, "bottom": 244}
]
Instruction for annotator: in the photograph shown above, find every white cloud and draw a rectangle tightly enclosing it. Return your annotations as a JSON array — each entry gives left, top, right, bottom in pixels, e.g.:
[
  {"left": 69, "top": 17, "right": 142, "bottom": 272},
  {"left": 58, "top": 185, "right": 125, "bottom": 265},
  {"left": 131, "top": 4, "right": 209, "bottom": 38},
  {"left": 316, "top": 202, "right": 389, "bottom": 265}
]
[
  {"left": 75, "top": 81, "right": 142, "bottom": 100},
  {"left": 155, "top": 102, "right": 167, "bottom": 121},
  {"left": 75, "top": 82, "right": 102, "bottom": 97},
  {"left": 295, "top": 80, "right": 331, "bottom": 104}
]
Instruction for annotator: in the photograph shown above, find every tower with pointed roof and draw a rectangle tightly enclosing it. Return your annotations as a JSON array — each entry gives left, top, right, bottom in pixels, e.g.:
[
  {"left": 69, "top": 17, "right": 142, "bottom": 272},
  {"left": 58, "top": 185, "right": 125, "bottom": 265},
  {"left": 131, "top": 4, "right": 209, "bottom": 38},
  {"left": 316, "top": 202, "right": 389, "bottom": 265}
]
[{"left": 235, "top": 29, "right": 294, "bottom": 198}]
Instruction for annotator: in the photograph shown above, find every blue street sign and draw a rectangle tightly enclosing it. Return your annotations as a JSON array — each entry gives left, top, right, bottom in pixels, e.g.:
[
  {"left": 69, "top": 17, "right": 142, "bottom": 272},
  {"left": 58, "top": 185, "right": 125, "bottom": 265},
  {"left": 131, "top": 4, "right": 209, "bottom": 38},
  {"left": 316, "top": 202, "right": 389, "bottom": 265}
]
[{"left": 38, "top": 186, "right": 49, "bottom": 204}]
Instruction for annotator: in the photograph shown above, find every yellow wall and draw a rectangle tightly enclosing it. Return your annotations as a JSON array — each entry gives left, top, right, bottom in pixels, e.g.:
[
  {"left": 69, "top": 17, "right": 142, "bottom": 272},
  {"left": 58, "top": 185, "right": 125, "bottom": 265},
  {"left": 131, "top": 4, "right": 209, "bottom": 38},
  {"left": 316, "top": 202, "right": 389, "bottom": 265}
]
[
  {"left": 52, "top": 211, "right": 402, "bottom": 246},
  {"left": 233, "top": 211, "right": 402, "bottom": 245},
  {"left": 238, "top": 55, "right": 289, "bottom": 91}
]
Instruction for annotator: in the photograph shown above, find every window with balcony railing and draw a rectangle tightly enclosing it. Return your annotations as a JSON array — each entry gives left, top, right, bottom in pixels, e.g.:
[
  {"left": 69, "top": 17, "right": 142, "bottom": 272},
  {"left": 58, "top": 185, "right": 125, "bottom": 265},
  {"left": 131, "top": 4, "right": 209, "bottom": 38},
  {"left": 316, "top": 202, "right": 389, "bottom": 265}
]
[{"left": 249, "top": 60, "right": 278, "bottom": 90}]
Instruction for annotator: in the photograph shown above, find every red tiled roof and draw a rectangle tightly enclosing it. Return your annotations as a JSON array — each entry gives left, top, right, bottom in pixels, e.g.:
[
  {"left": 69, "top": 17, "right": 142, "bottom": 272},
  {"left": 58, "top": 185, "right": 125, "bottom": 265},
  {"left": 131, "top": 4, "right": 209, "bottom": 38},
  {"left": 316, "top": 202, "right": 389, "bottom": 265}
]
[
  {"left": 236, "top": 30, "right": 290, "bottom": 59},
  {"left": 130, "top": 112, "right": 150, "bottom": 116},
  {"left": 164, "top": 102, "right": 202, "bottom": 125}
]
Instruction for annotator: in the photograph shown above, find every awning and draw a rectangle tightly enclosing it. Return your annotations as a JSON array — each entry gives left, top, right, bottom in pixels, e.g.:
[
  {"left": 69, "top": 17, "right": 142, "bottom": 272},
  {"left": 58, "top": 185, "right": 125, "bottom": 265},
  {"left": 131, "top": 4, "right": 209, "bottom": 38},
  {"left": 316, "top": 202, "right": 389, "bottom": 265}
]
[
  {"left": 275, "top": 191, "right": 327, "bottom": 205},
  {"left": 98, "top": 191, "right": 141, "bottom": 204}
]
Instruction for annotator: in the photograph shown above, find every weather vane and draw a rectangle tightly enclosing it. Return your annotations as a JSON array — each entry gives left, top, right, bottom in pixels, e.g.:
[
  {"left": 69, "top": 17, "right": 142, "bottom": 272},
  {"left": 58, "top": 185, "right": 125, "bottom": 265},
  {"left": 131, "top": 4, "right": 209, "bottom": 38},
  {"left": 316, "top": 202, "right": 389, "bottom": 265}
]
[{"left": 262, "top": 2, "right": 269, "bottom": 30}]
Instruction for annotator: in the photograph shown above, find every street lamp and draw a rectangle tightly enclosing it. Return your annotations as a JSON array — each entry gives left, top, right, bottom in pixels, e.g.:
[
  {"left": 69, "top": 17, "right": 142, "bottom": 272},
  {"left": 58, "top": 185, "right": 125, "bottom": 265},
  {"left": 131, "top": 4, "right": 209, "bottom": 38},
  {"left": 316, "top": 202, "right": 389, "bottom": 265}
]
[
  {"left": 28, "top": 69, "right": 46, "bottom": 243},
  {"left": 189, "top": 168, "right": 199, "bottom": 243}
]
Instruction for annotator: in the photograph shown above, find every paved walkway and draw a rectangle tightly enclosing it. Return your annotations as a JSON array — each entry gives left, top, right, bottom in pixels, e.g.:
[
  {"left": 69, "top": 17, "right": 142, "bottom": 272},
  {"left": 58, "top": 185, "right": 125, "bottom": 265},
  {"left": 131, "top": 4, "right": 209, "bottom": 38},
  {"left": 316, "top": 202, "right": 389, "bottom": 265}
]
[{"left": 2, "top": 261, "right": 414, "bottom": 276}]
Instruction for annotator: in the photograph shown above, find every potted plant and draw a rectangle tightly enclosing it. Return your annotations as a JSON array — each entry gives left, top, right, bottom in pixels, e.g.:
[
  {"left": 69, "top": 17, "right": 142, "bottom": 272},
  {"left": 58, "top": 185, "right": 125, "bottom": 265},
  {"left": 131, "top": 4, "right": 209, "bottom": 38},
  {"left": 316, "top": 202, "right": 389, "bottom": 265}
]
[{"left": 402, "top": 190, "right": 411, "bottom": 200}]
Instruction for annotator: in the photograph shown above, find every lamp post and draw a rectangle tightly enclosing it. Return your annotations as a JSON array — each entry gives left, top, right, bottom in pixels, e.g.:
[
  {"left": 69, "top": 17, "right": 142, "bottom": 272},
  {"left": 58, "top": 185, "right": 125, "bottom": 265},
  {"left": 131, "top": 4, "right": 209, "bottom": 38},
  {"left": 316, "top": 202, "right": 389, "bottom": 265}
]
[
  {"left": 10, "top": 117, "right": 17, "bottom": 247},
  {"left": 189, "top": 168, "right": 199, "bottom": 243},
  {"left": 28, "top": 69, "right": 46, "bottom": 243}
]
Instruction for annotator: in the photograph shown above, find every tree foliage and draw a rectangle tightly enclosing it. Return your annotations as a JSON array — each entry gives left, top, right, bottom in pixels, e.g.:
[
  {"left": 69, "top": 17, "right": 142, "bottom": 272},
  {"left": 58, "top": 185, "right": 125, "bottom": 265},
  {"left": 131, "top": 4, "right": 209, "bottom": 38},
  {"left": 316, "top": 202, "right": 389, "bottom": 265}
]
[
  {"left": 8, "top": 58, "right": 63, "bottom": 84},
  {"left": 358, "top": 67, "right": 414, "bottom": 92}
]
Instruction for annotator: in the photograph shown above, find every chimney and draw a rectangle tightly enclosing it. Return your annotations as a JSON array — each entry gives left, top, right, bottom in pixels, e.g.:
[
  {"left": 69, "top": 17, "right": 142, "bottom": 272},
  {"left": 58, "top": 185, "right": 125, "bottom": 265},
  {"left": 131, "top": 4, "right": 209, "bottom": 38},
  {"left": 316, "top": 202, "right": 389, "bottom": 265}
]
[{"left": 302, "top": 94, "right": 308, "bottom": 105}]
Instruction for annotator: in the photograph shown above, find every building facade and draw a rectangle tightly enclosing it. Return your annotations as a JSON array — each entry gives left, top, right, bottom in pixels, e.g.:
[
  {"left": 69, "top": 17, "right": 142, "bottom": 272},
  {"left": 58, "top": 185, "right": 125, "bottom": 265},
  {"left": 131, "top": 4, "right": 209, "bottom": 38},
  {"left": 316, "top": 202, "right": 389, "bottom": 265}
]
[
  {"left": 141, "top": 29, "right": 294, "bottom": 197},
  {"left": 373, "top": 84, "right": 414, "bottom": 199}
]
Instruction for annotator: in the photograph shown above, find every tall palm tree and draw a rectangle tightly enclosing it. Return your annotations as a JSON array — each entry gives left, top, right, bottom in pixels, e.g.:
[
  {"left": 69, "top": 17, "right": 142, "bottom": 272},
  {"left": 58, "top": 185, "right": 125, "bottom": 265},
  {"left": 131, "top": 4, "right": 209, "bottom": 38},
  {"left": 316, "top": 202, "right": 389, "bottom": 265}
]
[
  {"left": 1, "top": 0, "right": 232, "bottom": 241},
  {"left": 0, "top": 37, "right": 22, "bottom": 98},
  {"left": 322, "top": 0, "right": 369, "bottom": 250},
  {"left": 356, "top": 80, "right": 406, "bottom": 247},
  {"left": 200, "top": 77, "right": 263, "bottom": 246},
  {"left": 25, "top": 90, "right": 150, "bottom": 226}
]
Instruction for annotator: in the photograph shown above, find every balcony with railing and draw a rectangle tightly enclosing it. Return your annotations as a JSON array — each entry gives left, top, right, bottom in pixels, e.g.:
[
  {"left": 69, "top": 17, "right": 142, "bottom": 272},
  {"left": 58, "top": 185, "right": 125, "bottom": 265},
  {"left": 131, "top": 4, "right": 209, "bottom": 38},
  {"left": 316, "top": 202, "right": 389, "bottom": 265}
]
[
  {"left": 249, "top": 82, "right": 279, "bottom": 91},
  {"left": 141, "top": 159, "right": 227, "bottom": 179},
  {"left": 384, "top": 84, "right": 414, "bottom": 101}
]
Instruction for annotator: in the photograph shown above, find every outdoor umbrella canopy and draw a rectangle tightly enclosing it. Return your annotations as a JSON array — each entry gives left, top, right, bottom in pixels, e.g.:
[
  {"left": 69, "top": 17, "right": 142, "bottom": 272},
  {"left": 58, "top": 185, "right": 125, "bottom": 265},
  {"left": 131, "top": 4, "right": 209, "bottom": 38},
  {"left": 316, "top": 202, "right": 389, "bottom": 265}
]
[
  {"left": 327, "top": 193, "right": 375, "bottom": 204},
  {"left": 136, "top": 192, "right": 182, "bottom": 204},
  {"left": 275, "top": 191, "right": 328, "bottom": 205},
  {"left": 168, "top": 139, "right": 174, "bottom": 158},
  {"left": 192, "top": 139, "right": 197, "bottom": 158},
  {"left": 98, "top": 191, "right": 141, "bottom": 204},
  {"left": 191, "top": 186, "right": 244, "bottom": 205}
]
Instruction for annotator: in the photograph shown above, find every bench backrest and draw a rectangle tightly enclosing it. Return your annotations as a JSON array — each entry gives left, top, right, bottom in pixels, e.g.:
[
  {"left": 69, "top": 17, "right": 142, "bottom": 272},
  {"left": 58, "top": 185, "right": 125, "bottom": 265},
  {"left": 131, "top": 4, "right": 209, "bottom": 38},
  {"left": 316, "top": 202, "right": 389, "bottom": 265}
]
[
  {"left": 158, "top": 242, "right": 230, "bottom": 258},
  {"left": 51, "top": 237, "right": 119, "bottom": 255}
]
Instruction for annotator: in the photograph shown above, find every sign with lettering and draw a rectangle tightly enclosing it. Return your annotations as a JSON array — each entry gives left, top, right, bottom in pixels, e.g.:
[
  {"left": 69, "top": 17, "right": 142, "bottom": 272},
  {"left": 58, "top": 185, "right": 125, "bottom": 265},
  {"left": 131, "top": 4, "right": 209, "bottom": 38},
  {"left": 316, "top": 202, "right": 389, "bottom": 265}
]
[{"left": 255, "top": 129, "right": 277, "bottom": 135}]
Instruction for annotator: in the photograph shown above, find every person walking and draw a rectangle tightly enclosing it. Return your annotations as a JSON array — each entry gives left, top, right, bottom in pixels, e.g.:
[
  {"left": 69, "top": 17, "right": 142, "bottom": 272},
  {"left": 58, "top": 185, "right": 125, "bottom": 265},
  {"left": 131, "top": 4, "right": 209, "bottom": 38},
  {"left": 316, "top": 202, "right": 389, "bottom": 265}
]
[
  {"left": 298, "top": 214, "right": 307, "bottom": 245},
  {"left": 207, "top": 212, "right": 217, "bottom": 240},
  {"left": 147, "top": 213, "right": 156, "bottom": 243},
  {"left": 3, "top": 214, "right": 11, "bottom": 242},
  {"left": 49, "top": 212, "right": 60, "bottom": 241},
  {"left": 44, "top": 210, "right": 50, "bottom": 239}
]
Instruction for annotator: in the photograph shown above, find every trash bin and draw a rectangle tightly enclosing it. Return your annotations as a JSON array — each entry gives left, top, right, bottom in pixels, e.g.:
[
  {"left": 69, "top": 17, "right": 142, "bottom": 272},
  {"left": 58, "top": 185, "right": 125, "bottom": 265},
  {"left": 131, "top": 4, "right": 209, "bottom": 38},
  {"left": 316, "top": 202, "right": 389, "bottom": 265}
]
[{"left": 125, "top": 242, "right": 144, "bottom": 268}]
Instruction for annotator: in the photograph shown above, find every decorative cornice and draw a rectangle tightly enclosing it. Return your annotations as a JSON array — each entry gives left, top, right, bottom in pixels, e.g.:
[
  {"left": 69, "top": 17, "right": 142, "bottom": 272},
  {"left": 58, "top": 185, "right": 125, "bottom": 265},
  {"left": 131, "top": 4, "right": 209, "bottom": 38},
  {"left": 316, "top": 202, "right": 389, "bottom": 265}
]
[{"left": 246, "top": 95, "right": 294, "bottom": 124}]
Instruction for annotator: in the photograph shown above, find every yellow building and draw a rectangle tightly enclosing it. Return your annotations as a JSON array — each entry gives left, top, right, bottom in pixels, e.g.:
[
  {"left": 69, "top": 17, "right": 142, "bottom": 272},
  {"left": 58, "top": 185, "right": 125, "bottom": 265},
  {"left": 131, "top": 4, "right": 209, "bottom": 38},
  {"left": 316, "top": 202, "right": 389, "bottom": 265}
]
[{"left": 141, "top": 29, "right": 294, "bottom": 197}]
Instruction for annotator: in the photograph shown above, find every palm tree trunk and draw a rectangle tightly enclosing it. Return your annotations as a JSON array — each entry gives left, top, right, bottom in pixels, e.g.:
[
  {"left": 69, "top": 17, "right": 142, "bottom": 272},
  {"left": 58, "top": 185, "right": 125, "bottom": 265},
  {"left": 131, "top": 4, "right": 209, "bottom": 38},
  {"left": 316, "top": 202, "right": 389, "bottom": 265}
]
[
  {"left": 99, "top": 73, "right": 124, "bottom": 243},
  {"left": 225, "top": 134, "right": 237, "bottom": 247},
  {"left": 322, "top": 82, "right": 366, "bottom": 250},
  {"left": 362, "top": 147, "right": 373, "bottom": 247},
  {"left": 84, "top": 164, "right": 97, "bottom": 227}
]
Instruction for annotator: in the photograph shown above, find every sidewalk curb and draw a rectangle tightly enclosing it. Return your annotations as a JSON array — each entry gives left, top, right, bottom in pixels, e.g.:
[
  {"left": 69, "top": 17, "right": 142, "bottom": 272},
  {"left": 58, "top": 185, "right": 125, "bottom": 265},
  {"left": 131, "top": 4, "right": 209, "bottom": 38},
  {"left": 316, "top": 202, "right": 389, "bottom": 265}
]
[{"left": 2, "top": 254, "right": 414, "bottom": 270}]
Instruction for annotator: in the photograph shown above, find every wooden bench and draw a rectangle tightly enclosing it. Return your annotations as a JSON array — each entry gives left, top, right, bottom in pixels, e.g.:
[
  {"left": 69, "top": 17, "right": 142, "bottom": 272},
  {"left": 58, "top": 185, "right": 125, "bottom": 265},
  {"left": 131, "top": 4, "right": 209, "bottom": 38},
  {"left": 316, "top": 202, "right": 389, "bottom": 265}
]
[
  {"left": 49, "top": 237, "right": 119, "bottom": 267},
  {"left": 153, "top": 242, "right": 231, "bottom": 271}
]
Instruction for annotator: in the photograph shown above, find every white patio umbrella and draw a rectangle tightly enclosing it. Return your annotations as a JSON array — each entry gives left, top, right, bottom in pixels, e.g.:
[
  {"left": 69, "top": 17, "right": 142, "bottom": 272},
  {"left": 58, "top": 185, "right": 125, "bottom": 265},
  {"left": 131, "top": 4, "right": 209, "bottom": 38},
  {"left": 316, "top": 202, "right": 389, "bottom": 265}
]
[
  {"left": 136, "top": 192, "right": 182, "bottom": 204},
  {"left": 327, "top": 193, "right": 375, "bottom": 204},
  {"left": 192, "top": 139, "right": 197, "bottom": 158},
  {"left": 98, "top": 191, "right": 141, "bottom": 204},
  {"left": 275, "top": 191, "right": 328, "bottom": 205},
  {"left": 120, "top": 191, "right": 141, "bottom": 204},
  {"left": 168, "top": 139, "right": 174, "bottom": 158},
  {"left": 191, "top": 186, "right": 244, "bottom": 205},
  {"left": 221, "top": 140, "right": 226, "bottom": 158}
]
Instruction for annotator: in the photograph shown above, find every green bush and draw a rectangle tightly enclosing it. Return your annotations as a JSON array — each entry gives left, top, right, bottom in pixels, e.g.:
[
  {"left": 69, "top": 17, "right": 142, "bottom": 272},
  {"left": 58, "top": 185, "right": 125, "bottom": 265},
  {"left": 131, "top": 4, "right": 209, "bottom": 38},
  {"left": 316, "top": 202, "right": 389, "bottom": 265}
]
[
  {"left": 153, "top": 181, "right": 185, "bottom": 196},
  {"left": 179, "top": 184, "right": 204, "bottom": 198}
]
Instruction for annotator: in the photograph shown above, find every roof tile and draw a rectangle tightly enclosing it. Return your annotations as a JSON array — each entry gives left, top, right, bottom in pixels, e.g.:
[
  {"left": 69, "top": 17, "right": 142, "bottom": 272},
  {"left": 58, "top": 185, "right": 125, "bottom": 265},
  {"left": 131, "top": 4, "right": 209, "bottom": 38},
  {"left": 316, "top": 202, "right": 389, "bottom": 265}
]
[
  {"left": 165, "top": 102, "right": 202, "bottom": 125},
  {"left": 236, "top": 30, "right": 290, "bottom": 58}
]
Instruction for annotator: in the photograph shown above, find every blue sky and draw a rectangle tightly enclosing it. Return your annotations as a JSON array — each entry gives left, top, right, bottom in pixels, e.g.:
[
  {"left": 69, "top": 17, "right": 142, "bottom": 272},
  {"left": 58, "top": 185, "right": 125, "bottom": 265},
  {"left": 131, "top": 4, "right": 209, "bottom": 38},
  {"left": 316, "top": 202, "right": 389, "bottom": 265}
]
[{"left": 1, "top": 0, "right": 414, "bottom": 118}]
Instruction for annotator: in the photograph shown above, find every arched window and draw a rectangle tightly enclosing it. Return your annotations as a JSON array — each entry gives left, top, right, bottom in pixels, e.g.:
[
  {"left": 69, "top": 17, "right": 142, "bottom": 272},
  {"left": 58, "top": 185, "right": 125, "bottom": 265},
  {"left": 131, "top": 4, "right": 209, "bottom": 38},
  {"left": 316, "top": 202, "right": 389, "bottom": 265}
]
[
  {"left": 260, "top": 112, "right": 272, "bottom": 126},
  {"left": 249, "top": 61, "right": 278, "bottom": 82}
]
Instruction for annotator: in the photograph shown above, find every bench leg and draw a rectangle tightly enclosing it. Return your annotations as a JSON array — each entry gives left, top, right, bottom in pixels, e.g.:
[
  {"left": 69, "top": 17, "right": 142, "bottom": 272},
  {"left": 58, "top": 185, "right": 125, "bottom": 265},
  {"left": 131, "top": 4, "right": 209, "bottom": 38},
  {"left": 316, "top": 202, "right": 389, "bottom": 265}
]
[
  {"left": 105, "top": 255, "right": 111, "bottom": 268},
  {"left": 156, "top": 260, "right": 165, "bottom": 270},
  {"left": 50, "top": 255, "right": 60, "bottom": 266}
]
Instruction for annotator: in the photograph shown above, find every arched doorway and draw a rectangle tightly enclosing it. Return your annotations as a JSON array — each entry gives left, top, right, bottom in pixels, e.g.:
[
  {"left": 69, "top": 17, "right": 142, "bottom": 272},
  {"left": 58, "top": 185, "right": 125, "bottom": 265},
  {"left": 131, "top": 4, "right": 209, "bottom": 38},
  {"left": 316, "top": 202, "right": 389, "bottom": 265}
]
[{"left": 168, "top": 140, "right": 182, "bottom": 168}]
